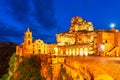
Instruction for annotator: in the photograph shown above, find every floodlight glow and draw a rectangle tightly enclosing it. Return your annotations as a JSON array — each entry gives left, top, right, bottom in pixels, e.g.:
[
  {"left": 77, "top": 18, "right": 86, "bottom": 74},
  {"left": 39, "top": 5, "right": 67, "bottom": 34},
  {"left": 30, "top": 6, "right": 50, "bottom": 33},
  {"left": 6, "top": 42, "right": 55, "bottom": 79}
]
[
  {"left": 101, "top": 44, "right": 105, "bottom": 51},
  {"left": 110, "top": 23, "right": 115, "bottom": 28}
]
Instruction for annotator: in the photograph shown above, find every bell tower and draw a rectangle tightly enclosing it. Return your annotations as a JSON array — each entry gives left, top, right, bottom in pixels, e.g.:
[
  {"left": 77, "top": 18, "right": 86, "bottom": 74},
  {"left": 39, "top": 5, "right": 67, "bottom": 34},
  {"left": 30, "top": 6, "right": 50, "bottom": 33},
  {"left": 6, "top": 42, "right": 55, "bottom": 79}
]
[
  {"left": 24, "top": 28, "right": 32, "bottom": 45},
  {"left": 24, "top": 27, "right": 33, "bottom": 55}
]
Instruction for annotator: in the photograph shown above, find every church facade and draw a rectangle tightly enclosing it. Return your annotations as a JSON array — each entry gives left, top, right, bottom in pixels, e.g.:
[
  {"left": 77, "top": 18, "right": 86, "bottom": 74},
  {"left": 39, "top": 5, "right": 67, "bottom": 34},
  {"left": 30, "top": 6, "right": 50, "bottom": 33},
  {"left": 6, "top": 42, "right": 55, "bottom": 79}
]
[{"left": 16, "top": 28, "right": 49, "bottom": 57}]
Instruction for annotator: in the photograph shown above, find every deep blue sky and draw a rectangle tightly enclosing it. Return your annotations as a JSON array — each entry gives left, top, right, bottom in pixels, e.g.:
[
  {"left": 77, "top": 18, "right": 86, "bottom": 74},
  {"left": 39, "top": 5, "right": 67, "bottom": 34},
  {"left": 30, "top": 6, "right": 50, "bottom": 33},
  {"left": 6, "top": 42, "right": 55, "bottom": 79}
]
[{"left": 0, "top": 0, "right": 120, "bottom": 44}]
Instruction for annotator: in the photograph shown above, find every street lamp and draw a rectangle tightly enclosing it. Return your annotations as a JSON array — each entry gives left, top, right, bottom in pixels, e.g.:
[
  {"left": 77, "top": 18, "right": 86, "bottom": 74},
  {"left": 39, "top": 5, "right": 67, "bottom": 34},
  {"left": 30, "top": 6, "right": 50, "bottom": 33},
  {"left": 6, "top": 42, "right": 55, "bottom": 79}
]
[
  {"left": 101, "top": 44, "right": 105, "bottom": 56},
  {"left": 101, "top": 44, "right": 105, "bottom": 51},
  {"left": 54, "top": 47, "right": 58, "bottom": 55}
]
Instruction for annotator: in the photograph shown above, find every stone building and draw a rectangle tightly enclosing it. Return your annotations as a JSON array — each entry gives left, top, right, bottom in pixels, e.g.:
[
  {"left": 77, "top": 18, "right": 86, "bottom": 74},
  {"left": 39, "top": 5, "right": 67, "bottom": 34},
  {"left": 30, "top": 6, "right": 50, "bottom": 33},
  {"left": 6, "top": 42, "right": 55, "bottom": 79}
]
[
  {"left": 16, "top": 16, "right": 120, "bottom": 57},
  {"left": 16, "top": 28, "right": 49, "bottom": 57},
  {"left": 56, "top": 16, "right": 95, "bottom": 56},
  {"left": 56, "top": 16, "right": 120, "bottom": 56},
  {"left": 94, "top": 30, "right": 120, "bottom": 56}
]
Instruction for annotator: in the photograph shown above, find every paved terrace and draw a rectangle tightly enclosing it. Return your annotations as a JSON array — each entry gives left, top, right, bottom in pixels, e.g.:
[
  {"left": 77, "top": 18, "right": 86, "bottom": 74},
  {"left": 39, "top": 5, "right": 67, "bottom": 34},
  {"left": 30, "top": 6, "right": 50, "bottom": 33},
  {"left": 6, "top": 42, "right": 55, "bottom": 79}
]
[{"left": 65, "top": 56, "right": 120, "bottom": 80}]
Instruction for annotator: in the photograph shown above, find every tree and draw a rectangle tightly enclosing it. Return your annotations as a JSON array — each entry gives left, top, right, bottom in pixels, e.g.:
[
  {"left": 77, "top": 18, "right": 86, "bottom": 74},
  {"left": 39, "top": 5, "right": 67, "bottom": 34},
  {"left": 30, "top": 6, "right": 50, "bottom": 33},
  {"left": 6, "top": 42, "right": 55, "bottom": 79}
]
[
  {"left": 17, "top": 56, "right": 42, "bottom": 80},
  {"left": 2, "top": 53, "right": 16, "bottom": 80},
  {"left": 1, "top": 74, "right": 9, "bottom": 80},
  {"left": 8, "top": 53, "right": 16, "bottom": 72}
]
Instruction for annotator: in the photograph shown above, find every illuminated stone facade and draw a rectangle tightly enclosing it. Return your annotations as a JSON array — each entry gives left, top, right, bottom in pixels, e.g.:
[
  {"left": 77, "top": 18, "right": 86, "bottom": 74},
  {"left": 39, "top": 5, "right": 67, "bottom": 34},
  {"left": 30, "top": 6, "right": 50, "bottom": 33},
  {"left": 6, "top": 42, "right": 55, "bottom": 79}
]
[
  {"left": 69, "top": 16, "right": 94, "bottom": 32},
  {"left": 94, "top": 31, "right": 120, "bottom": 56},
  {"left": 16, "top": 28, "right": 49, "bottom": 57},
  {"left": 56, "top": 16, "right": 95, "bottom": 45},
  {"left": 16, "top": 16, "right": 120, "bottom": 57},
  {"left": 56, "top": 16, "right": 120, "bottom": 56},
  {"left": 56, "top": 16, "right": 95, "bottom": 56}
]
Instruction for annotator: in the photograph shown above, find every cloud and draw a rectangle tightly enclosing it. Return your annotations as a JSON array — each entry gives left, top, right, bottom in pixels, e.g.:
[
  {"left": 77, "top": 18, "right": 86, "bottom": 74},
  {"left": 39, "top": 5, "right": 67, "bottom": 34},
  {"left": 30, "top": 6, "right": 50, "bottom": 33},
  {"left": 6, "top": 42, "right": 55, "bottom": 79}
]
[
  {"left": 32, "top": 0, "right": 57, "bottom": 29},
  {"left": 7, "top": 0, "right": 57, "bottom": 30},
  {"left": 0, "top": 0, "right": 57, "bottom": 43},
  {"left": 7, "top": 0, "right": 30, "bottom": 24}
]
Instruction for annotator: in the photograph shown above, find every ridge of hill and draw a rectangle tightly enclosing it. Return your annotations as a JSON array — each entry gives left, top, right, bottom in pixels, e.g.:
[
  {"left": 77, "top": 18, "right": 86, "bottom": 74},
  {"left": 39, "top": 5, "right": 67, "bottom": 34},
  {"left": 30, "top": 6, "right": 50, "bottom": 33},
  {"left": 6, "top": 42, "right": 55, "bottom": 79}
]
[{"left": 0, "top": 42, "right": 17, "bottom": 78}]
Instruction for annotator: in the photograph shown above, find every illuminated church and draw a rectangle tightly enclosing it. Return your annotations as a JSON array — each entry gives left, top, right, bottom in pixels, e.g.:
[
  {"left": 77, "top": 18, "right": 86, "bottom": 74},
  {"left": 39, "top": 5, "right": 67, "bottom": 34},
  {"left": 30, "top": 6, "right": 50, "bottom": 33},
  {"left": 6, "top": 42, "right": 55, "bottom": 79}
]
[
  {"left": 16, "top": 16, "right": 120, "bottom": 57},
  {"left": 16, "top": 28, "right": 48, "bottom": 57}
]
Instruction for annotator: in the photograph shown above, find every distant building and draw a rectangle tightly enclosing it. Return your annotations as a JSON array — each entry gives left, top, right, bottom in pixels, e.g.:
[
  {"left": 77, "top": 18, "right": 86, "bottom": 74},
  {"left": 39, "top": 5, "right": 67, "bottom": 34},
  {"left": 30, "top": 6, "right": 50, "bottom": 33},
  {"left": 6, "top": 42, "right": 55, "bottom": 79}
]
[
  {"left": 16, "top": 16, "right": 120, "bottom": 57},
  {"left": 94, "top": 30, "right": 120, "bottom": 56}
]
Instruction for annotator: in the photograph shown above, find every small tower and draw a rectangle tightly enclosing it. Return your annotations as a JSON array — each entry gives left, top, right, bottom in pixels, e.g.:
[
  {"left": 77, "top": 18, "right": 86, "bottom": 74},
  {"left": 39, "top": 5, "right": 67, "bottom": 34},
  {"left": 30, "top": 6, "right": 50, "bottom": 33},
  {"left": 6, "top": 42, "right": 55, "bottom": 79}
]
[
  {"left": 24, "top": 28, "right": 32, "bottom": 45},
  {"left": 24, "top": 27, "right": 33, "bottom": 55}
]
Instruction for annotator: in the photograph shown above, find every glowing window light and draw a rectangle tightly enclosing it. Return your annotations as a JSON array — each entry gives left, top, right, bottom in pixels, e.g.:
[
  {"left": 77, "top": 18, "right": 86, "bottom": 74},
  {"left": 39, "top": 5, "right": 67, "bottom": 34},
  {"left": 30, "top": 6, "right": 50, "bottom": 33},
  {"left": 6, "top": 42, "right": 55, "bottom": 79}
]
[
  {"left": 71, "top": 49, "right": 73, "bottom": 56},
  {"left": 73, "top": 49, "right": 75, "bottom": 56},
  {"left": 69, "top": 49, "right": 72, "bottom": 55},
  {"left": 116, "top": 53, "right": 119, "bottom": 57},
  {"left": 101, "top": 44, "right": 105, "bottom": 51},
  {"left": 80, "top": 48, "right": 83, "bottom": 56},
  {"left": 61, "top": 50, "right": 63, "bottom": 54},
  {"left": 66, "top": 49, "right": 68, "bottom": 55},
  {"left": 84, "top": 48, "right": 88, "bottom": 56},
  {"left": 54, "top": 47, "right": 58, "bottom": 55},
  {"left": 76, "top": 48, "right": 79, "bottom": 55}
]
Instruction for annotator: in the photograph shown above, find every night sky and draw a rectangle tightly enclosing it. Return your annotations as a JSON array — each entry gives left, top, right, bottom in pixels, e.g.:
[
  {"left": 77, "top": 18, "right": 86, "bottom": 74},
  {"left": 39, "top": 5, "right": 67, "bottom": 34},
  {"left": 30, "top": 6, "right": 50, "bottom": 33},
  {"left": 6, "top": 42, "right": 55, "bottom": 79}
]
[{"left": 0, "top": 0, "right": 120, "bottom": 44}]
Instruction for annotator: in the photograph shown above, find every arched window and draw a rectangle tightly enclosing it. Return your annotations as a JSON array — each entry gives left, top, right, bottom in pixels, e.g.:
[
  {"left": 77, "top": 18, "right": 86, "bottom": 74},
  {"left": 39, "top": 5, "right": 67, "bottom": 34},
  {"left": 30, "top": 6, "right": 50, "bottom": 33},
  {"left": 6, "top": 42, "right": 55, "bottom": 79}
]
[
  {"left": 28, "top": 40, "right": 30, "bottom": 45},
  {"left": 28, "top": 34, "right": 30, "bottom": 37},
  {"left": 38, "top": 49, "right": 41, "bottom": 53}
]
